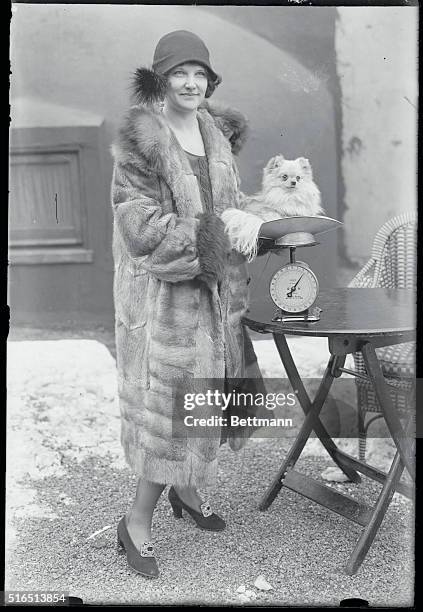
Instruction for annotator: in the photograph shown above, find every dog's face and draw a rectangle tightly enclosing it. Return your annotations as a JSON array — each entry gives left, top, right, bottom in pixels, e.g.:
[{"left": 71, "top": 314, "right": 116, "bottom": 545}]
[{"left": 262, "top": 155, "right": 313, "bottom": 191}]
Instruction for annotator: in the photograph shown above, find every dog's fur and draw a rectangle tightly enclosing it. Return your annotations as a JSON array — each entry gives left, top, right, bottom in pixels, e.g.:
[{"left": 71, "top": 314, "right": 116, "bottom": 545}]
[
  {"left": 221, "top": 155, "right": 324, "bottom": 260},
  {"left": 246, "top": 155, "right": 324, "bottom": 220}
]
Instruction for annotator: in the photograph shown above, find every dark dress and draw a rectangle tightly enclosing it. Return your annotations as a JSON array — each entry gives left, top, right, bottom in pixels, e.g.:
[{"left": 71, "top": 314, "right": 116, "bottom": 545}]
[{"left": 184, "top": 150, "right": 214, "bottom": 214}]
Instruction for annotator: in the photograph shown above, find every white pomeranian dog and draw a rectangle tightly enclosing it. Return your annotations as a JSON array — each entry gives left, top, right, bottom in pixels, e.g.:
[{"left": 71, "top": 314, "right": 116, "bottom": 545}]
[{"left": 221, "top": 155, "right": 324, "bottom": 261}]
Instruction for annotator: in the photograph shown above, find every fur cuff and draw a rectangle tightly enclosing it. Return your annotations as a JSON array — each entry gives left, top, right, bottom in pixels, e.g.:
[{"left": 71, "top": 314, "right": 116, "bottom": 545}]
[
  {"left": 196, "top": 213, "right": 230, "bottom": 283},
  {"left": 221, "top": 208, "right": 263, "bottom": 262}
]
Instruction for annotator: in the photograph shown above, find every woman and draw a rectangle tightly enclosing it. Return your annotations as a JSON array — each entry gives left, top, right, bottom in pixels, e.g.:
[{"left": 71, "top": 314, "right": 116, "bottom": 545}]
[{"left": 111, "top": 30, "right": 264, "bottom": 578}]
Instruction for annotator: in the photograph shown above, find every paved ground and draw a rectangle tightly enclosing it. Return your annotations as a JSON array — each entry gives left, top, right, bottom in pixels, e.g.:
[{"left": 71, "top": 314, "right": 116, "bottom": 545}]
[{"left": 5, "top": 334, "right": 414, "bottom": 606}]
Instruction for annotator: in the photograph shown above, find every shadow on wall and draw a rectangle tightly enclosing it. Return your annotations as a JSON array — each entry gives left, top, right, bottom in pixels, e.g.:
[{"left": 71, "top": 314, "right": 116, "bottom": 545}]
[{"left": 10, "top": 5, "right": 339, "bottom": 322}]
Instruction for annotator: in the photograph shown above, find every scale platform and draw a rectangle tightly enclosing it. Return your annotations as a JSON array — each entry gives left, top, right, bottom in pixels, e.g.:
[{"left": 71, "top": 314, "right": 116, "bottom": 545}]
[{"left": 259, "top": 216, "right": 342, "bottom": 247}]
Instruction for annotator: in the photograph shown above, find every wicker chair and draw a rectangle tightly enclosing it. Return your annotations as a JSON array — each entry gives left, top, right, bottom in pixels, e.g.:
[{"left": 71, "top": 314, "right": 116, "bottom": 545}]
[{"left": 348, "top": 212, "right": 417, "bottom": 461}]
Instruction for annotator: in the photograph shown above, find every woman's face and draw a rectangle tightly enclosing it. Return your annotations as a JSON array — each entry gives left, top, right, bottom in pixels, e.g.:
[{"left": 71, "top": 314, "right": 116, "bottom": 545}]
[{"left": 165, "top": 63, "right": 208, "bottom": 113}]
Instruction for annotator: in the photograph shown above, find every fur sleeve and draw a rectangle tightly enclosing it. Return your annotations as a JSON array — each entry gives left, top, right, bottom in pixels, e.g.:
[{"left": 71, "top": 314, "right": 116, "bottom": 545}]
[{"left": 112, "top": 161, "right": 201, "bottom": 283}]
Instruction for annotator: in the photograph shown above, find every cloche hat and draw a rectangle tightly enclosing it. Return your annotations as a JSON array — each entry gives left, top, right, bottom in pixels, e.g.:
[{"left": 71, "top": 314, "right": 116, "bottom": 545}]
[{"left": 132, "top": 30, "right": 222, "bottom": 104}]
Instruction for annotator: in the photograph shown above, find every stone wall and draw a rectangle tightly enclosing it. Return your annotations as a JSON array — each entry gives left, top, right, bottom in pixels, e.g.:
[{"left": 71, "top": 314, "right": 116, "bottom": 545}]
[{"left": 335, "top": 7, "right": 418, "bottom": 264}]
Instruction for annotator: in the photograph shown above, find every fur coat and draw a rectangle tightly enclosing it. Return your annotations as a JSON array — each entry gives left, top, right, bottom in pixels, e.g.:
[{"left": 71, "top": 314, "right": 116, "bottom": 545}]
[{"left": 111, "top": 99, "right": 263, "bottom": 487}]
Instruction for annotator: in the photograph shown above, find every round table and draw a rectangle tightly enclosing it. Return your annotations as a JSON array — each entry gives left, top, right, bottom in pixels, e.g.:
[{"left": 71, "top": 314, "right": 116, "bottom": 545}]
[
  {"left": 242, "top": 287, "right": 415, "bottom": 575},
  {"left": 244, "top": 287, "right": 414, "bottom": 340}
]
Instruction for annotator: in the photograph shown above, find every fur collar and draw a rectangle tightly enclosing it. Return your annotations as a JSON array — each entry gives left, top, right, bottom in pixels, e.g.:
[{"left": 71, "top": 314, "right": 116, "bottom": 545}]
[
  {"left": 200, "top": 100, "right": 249, "bottom": 155},
  {"left": 113, "top": 100, "right": 248, "bottom": 170}
]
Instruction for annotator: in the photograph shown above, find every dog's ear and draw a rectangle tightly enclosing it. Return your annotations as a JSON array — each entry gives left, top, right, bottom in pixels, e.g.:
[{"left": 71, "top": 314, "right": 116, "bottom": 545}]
[
  {"left": 297, "top": 157, "right": 311, "bottom": 172},
  {"left": 264, "top": 155, "right": 284, "bottom": 172}
]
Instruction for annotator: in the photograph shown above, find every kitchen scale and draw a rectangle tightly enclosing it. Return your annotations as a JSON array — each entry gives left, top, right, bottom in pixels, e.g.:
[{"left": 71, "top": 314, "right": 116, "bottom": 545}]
[{"left": 258, "top": 216, "right": 343, "bottom": 323}]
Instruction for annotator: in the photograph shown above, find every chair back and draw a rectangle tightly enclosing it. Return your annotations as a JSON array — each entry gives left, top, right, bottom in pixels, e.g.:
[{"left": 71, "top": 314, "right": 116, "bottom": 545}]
[{"left": 369, "top": 212, "right": 417, "bottom": 289}]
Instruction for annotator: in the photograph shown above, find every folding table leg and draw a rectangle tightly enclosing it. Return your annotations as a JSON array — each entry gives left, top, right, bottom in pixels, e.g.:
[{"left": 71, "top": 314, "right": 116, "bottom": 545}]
[
  {"left": 345, "top": 413, "right": 415, "bottom": 575},
  {"left": 272, "top": 333, "right": 361, "bottom": 483},
  {"left": 260, "top": 349, "right": 356, "bottom": 510},
  {"left": 361, "top": 342, "right": 415, "bottom": 480},
  {"left": 345, "top": 450, "right": 404, "bottom": 574}
]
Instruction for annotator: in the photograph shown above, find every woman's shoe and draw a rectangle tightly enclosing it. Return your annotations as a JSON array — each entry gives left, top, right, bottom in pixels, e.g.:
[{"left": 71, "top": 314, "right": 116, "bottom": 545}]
[
  {"left": 117, "top": 515, "right": 159, "bottom": 578},
  {"left": 168, "top": 487, "right": 226, "bottom": 531}
]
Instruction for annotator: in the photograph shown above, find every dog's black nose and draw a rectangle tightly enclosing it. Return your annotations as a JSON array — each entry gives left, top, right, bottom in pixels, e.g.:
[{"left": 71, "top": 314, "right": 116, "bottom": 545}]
[{"left": 291, "top": 180, "right": 296, "bottom": 186}]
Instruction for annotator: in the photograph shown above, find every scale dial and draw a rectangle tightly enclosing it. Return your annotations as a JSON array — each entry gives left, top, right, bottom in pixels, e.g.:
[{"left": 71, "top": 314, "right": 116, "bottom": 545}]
[{"left": 270, "top": 262, "right": 319, "bottom": 313}]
